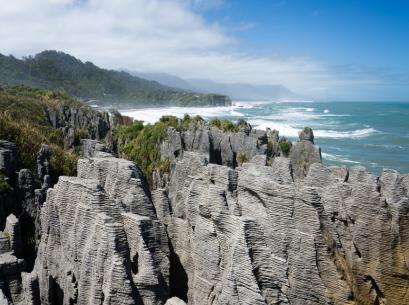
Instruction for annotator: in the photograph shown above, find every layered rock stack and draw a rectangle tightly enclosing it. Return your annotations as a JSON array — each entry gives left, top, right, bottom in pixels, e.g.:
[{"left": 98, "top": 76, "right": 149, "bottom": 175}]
[
  {"left": 160, "top": 123, "right": 280, "bottom": 168},
  {"left": 45, "top": 106, "right": 111, "bottom": 149},
  {"left": 151, "top": 149, "right": 409, "bottom": 305},
  {"left": 30, "top": 156, "right": 170, "bottom": 305},
  {"left": 0, "top": 215, "right": 25, "bottom": 304},
  {"left": 290, "top": 127, "right": 322, "bottom": 179},
  {"left": 1, "top": 124, "right": 408, "bottom": 305},
  {"left": 44, "top": 105, "right": 132, "bottom": 150}
]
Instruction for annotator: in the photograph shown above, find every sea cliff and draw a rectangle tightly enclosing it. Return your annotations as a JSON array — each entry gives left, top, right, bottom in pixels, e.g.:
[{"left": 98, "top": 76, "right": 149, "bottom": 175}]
[{"left": 0, "top": 115, "right": 408, "bottom": 305}]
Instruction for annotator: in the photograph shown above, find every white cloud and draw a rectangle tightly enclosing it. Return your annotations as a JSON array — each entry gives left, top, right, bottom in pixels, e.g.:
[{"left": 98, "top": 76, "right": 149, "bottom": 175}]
[{"left": 0, "top": 0, "right": 402, "bottom": 100}]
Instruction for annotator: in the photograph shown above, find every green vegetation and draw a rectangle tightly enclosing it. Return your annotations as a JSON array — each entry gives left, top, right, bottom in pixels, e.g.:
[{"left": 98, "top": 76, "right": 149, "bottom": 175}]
[
  {"left": 279, "top": 139, "right": 291, "bottom": 155},
  {"left": 237, "top": 152, "right": 248, "bottom": 166},
  {"left": 74, "top": 128, "right": 90, "bottom": 146},
  {"left": 209, "top": 117, "right": 249, "bottom": 132},
  {"left": 0, "top": 173, "right": 11, "bottom": 193},
  {"left": 0, "top": 51, "right": 231, "bottom": 107},
  {"left": 0, "top": 86, "right": 81, "bottom": 176},
  {"left": 115, "top": 115, "right": 250, "bottom": 186},
  {"left": 2, "top": 231, "right": 11, "bottom": 241},
  {"left": 209, "top": 118, "right": 222, "bottom": 129},
  {"left": 114, "top": 116, "right": 181, "bottom": 186},
  {"left": 115, "top": 114, "right": 205, "bottom": 183}
]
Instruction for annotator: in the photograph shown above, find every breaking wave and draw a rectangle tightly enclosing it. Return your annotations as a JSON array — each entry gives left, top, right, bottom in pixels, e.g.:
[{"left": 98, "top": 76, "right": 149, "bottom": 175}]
[{"left": 321, "top": 153, "right": 361, "bottom": 164}]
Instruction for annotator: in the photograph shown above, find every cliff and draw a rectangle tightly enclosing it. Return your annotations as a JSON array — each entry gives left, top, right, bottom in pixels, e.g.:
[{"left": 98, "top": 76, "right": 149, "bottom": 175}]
[{"left": 0, "top": 121, "right": 408, "bottom": 305}]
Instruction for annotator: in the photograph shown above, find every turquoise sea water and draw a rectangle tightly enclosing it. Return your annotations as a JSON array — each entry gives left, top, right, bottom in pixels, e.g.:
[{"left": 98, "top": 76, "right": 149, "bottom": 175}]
[{"left": 121, "top": 101, "right": 409, "bottom": 175}]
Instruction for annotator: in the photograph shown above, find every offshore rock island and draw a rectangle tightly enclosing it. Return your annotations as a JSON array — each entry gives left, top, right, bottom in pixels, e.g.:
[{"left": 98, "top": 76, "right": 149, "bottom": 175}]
[{"left": 0, "top": 88, "right": 408, "bottom": 305}]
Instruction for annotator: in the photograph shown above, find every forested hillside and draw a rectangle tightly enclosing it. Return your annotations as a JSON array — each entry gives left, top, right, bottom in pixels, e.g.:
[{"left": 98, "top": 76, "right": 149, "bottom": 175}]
[{"left": 0, "top": 51, "right": 231, "bottom": 107}]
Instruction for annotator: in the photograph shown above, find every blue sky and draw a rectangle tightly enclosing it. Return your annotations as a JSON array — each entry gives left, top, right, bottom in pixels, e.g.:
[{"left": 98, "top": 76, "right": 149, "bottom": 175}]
[
  {"left": 0, "top": 0, "right": 408, "bottom": 101},
  {"left": 202, "top": 0, "right": 409, "bottom": 90}
]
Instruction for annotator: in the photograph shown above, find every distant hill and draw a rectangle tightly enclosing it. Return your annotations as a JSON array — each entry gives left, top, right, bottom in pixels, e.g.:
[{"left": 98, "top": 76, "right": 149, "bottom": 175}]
[
  {"left": 0, "top": 51, "right": 231, "bottom": 107},
  {"left": 132, "top": 72, "right": 299, "bottom": 100},
  {"left": 132, "top": 72, "right": 194, "bottom": 91}
]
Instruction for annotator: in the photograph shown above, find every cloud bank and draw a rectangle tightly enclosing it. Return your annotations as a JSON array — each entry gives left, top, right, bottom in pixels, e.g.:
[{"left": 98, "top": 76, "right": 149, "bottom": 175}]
[{"left": 0, "top": 0, "right": 405, "bottom": 100}]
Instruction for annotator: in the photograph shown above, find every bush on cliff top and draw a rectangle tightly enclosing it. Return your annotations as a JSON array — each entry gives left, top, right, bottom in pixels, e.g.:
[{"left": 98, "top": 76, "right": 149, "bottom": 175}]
[
  {"left": 115, "top": 114, "right": 248, "bottom": 187},
  {"left": 209, "top": 117, "right": 248, "bottom": 132},
  {"left": 114, "top": 116, "right": 181, "bottom": 186},
  {"left": 0, "top": 86, "right": 80, "bottom": 176}
]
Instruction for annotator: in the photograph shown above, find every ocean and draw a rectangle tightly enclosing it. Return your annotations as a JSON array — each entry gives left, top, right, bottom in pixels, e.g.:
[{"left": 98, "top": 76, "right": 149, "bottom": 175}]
[{"left": 120, "top": 101, "right": 409, "bottom": 175}]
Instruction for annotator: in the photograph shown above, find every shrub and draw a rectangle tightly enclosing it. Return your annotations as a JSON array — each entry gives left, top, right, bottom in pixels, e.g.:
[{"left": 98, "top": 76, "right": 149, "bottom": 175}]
[
  {"left": 156, "top": 158, "right": 171, "bottom": 175},
  {"left": 192, "top": 115, "right": 204, "bottom": 123},
  {"left": 237, "top": 152, "right": 248, "bottom": 166},
  {"left": 117, "top": 114, "right": 207, "bottom": 187},
  {"left": 0, "top": 86, "right": 82, "bottom": 177},
  {"left": 118, "top": 118, "right": 180, "bottom": 186},
  {"left": 50, "top": 145, "right": 78, "bottom": 178},
  {"left": 209, "top": 118, "right": 222, "bottom": 129},
  {"left": 0, "top": 173, "right": 11, "bottom": 193},
  {"left": 3, "top": 231, "right": 11, "bottom": 241},
  {"left": 179, "top": 114, "right": 204, "bottom": 130},
  {"left": 160, "top": 115, "right": 179, "bottom": 126},
  {"left": 116, "top": 115, "right": 251, "bottom": 187},
  {"left": 74, "top": 128, "right": 89, "bottom": 145},
  {"left": 236, "top": 118, "right": 248, "bottom": 129},
  {"left": 279, "top": 139, "right": 290, "bottom": 155},
  {"left": 221, "top": 120, "right": 236, "bottom": 132},
  {"left": 209, "top": 118, "right": 249, "bottom": 133}
]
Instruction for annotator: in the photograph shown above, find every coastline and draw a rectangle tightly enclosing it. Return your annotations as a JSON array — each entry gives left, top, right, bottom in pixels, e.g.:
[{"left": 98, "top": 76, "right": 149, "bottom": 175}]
[{"left": 119, "top": 100, "right": 409, "bottom": 175}]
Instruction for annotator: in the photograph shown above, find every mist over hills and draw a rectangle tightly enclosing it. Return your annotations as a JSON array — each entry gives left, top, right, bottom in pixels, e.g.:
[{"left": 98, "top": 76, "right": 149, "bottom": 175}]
[
  {"left": 0, "top": 51, "right": 230, "bottom": 107},
  {"left": 133, "top": 71, "right": 299, "bottom": 101}
]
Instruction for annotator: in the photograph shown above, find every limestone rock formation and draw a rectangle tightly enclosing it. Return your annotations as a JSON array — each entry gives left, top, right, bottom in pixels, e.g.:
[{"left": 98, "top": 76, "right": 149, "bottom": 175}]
[
  {"left": 81, "top": 139, "right": 113, "bottom": 158},
  {"left": 0, "top": 215, "right": 26, "bottom": 304},
  {"left": 161, "top": 124, "right": 280, "bottom": 168},
  {"left": 30, "top": 155, "right": 170, "bottom": 305},
  {"left": 298, "top": 126, "right": 315, "bottom": 142},
  {"left": 45, "top": 106, "right": 111, "bottom": 149},
  {"left": 36, "top": 145, "right": 51, "bottom": 181},
  {"left": 151, "top": 138, "right": 408, "bottom": 304},
  {"left": 0, "top": 142, "right": 16, "bottom": 177},
  {"left": 44, "top": 106, "right": 131, "bottom": 150},
  {"left": 1, "top": 125, "right": 408, "bottom": 305},
  {"left": 165, "top": 297, "right": 187, "bottom": 305},
  {"left": 290, "top": 127, "right": 322, "bottom": 179}
]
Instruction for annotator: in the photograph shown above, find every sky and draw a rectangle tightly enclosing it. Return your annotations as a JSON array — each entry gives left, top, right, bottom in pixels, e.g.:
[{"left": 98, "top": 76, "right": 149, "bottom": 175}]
[{"left": 0, "top": 0, "right": 408, "bottom": 101}]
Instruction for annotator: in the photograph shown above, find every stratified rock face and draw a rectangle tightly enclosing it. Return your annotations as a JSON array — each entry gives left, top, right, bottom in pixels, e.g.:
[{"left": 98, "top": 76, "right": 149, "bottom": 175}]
[
  {"left": 161, "top": 125, "right": 279, "bottom": 168},
  {"left": 81, "top": 139, "right": 113, "bottom": 158},
  {"left": 45, "top": 106, "right": 111, "bottom": 149},
  {"left": 290, "top": 128, "right": 321, "bottom": 179},
  {"left": 299, "top": 126, "right": 315, "bottom": 142},
  {"left": 0, "top": 215, "right": 26, "bottom": 305},
  {"left": 152, "top": 150, "right": 409, "bottom": 305},
  {"left": 32, "top": 156, "right": 169, "bottom": 305},
  {"left": 36, "top": 145, "right": 52, "bottom": 181},
  {"left": 44, "top": 106, "right": 130, "bottom": 150},
  {"left": 0, "top": 141, "right": 16, "bottom": 177},
  {"left": 2, "top": 125, "right": 407, "bottom": 305}
]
